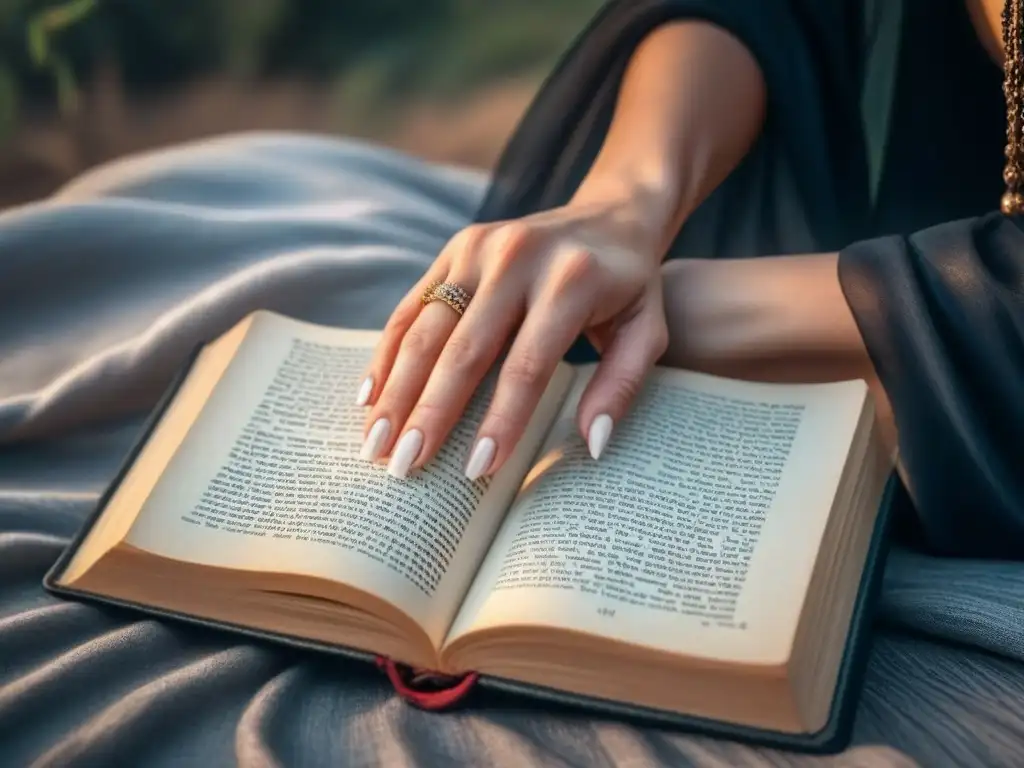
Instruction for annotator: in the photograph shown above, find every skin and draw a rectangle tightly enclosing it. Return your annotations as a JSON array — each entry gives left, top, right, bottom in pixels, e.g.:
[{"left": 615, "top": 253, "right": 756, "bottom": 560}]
[
  {"left": 361, "top": 3, "right": 1005, "bottom": 479},
  {"left": 968, "top": 0, "right": 1004, "bottom": 61},
  {"left": 657, "top": 0, "right": 1004, "bottom": 461},
  {"left": 359, "top": 21, "right": 765, "bottom": 477}
]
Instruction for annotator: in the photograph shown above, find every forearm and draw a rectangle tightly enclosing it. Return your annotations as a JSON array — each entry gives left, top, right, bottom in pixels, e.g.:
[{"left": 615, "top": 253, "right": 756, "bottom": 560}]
[
  {"left": 661, "top": 255, "right": 866, "bottom": 373},
  {"left": 570, "top": 20, "right": 766, "bottom": 255},
  {"left": 660, "top": 255, "right": 897, "bottom": 451}
]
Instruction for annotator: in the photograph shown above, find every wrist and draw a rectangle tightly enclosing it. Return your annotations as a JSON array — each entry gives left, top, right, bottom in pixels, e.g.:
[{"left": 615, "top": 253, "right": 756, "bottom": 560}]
[
  {"left": 569, "top": 169, "right": 682, "bottom": 262},
  {"left": 568, "top": 20, "right": 766, "bottom": 263}
]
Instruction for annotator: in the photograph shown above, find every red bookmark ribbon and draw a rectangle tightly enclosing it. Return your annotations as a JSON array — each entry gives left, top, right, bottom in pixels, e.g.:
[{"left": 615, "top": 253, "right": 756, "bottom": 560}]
[{"left": 375, "top": 656, "right": 478, "bottom": 710}]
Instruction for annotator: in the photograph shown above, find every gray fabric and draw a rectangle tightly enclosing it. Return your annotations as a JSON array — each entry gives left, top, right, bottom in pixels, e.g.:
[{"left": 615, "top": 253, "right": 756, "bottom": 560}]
[{"left": 2, "top": 133, "right": 1024, "bottom": 766}]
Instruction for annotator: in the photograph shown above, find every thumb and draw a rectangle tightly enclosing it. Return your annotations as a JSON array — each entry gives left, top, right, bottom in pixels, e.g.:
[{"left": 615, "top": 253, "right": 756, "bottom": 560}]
[{"left": 576, "top": 286, "right": 668, "bottom": 459}]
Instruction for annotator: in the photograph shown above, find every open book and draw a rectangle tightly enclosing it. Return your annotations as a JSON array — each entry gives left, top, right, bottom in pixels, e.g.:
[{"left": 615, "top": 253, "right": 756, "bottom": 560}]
[{"left": 48, "top": 311, "right": 894, "bottom": 752}]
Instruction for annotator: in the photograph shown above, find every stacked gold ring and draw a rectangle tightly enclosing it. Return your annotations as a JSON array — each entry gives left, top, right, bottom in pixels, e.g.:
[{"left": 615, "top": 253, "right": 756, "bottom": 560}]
[{"left": 421, "top": 280, "right": 472, "bottom": 316}]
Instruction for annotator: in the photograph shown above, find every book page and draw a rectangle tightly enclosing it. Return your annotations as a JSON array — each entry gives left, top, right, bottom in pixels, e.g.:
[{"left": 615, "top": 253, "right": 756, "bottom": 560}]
[
  {"left": 124, "top": 312, "right": 573, "bottom": 646},
  {"left": 445, "top": 365, "right": 867, "bottom": 665}
]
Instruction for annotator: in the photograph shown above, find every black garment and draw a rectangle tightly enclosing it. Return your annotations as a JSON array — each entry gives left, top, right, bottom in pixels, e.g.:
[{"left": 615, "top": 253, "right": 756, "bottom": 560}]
[
  {"left": 871, "top": 0, "right": 1005, "bottom": 235},
  {"left": 477, "top": 0, "right": 869, "bottom": 251},
  {"left": 476, "top": 0, "right": 1024, "bottom": 558},
  {"left": 479, "top": 0, "right": 1004, "bottom": 242}
]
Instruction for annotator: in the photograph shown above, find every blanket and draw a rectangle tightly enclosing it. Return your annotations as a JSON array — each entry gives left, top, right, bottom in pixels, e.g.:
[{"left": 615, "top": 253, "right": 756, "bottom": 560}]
[{"left": 2, "top": 133, "right": 1024, "bottom": 767}]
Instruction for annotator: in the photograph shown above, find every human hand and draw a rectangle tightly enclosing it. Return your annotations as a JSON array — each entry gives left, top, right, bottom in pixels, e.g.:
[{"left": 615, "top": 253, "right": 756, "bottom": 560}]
[{"left": 356, "top": 197, "right": 670, "bottom": 480}]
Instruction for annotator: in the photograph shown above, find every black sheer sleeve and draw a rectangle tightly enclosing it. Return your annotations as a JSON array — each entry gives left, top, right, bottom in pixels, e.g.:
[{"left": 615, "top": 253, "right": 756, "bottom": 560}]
[
  {"left": 839, "top": 214, "right": 1024, "bottom": 559},
  {"left": 476, "top": 0, "right": 871, "bottom": 252}
]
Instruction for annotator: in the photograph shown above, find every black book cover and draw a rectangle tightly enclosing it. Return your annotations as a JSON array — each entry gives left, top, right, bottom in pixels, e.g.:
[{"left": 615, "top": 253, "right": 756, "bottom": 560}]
[{"left": 45, "top": 344, "right": 896, "bottom": 755}]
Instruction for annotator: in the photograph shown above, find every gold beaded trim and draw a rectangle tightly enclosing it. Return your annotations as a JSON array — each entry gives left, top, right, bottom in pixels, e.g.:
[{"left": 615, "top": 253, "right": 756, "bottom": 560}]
[
  {"left": 1003, "top": 0, "right": 1024, "bottom": 215},
  {"left": 421, "top": 280, "right": 471, "bottom": 316}
]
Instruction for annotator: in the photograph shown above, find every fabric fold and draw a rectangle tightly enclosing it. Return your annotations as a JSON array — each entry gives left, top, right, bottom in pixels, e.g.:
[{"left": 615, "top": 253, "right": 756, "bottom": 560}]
[{"left": 839, "top": 214, "right": 1024, "bottom": 558}]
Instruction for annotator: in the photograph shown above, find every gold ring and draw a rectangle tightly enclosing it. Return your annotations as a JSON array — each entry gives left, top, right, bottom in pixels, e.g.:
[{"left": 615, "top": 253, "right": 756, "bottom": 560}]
[{"left": 421, "top": 280, "right": 471, "bottom": 316}]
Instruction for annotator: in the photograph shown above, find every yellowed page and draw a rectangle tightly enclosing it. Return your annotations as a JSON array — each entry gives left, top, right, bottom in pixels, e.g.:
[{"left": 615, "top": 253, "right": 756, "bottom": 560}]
[
  {"left": 444, "top": 365, "right": 867, "bottom": 666},
  {"left": 123, "top": 311, "right": 574, "bottom": 647},
  {"left": 59, "top": 315, "right": 256, "bottom": 584}
]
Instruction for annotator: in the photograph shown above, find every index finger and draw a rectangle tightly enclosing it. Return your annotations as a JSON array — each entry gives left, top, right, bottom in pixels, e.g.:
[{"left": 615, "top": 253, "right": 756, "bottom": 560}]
[{"left": 356, "top": 255, "right": 450, "bottom": 406}]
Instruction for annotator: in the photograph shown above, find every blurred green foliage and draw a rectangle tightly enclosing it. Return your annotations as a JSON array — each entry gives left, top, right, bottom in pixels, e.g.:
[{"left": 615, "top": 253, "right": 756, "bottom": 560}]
[
  {"left": 26, "top": 0, "right": 97, "bottom": 113},
  {"left": 0, "top": 0, "right": 604, "bottom": 140}
]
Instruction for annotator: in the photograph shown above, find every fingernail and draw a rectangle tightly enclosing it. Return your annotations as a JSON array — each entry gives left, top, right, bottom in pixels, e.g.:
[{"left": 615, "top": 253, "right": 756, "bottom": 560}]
[
  {"left": 388, "top": 429, "right": 424, "bottom": 479},
  {"left": 355, "top": 377, "right": 374, "bottom": 406},
  {"left": 360, "top": 418, "right": 390, "bottom": 461},
  {"left": 465, "top": 437, "right": 496, "bottom": 481},
  {"left": 588, "top": 414, "right": 613, "bottom": 460}
]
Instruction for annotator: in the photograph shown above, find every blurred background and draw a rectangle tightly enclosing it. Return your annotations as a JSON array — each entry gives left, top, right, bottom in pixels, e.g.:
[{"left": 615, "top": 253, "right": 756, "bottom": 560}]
[{"left": 0, "top": 0, "right": 604, "bottom": 207}]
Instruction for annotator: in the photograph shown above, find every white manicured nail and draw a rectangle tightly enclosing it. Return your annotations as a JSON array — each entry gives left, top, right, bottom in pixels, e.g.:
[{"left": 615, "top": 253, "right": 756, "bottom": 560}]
[
  {"left": 465, "top": 437, "right": 496, "bottom": 481},
  {"left": 588, "top": 414, "right": 613, "bottom": 460},
  {"left": 360, "top": 418, "right": 390, "bottom": 461},
  {"left": 388, "top": 429, "right": 424, "bottom": 479},
  {"left": 355, "top": 377, "right": 374, "bottom": 406}
]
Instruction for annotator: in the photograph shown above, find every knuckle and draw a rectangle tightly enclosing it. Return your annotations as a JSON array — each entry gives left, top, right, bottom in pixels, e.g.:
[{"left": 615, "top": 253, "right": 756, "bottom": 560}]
[
  {"left": 451, "top": 223, "right": 485, "bottom": 251},
  {"left": 440, "top": 332, "right": 492, "bottom": 376},
  {"left": 503, "top": 352, "right": 548, "bottom": 388},
  {"left": 549, "top": 248, "right": 599, "bottom": 295},
  {"left": 462, "top": 222, "right": 488, "bottom": 244},
  {"left": 449, "top": 226, "right": 495, "bottom": 277},
  {"left": 608, "top": 374, "right": 644, "bottom": 404},
  {"left": 482, "top": 405, "right": 520, "bottom": 438},
  {"left": 488, "top": 221, "right": 533, "bottom": 276},
  {"left": 443, "top": 224, "right": 486, "bottom": 267},
  {"left": 563, "top": 248, "right": 600, "bottom": 280},
  {"left": 409, "top": 398, "right": 449, "bottom": 427},
  {"left": 400, "top": 325, "right": 439, "bottom": 357},
  {"left": 385, "top": 300, "right": 419, "bottom": 334},
  {"left": 497, "top": 221, "right": 532, "bottom": 252}
]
